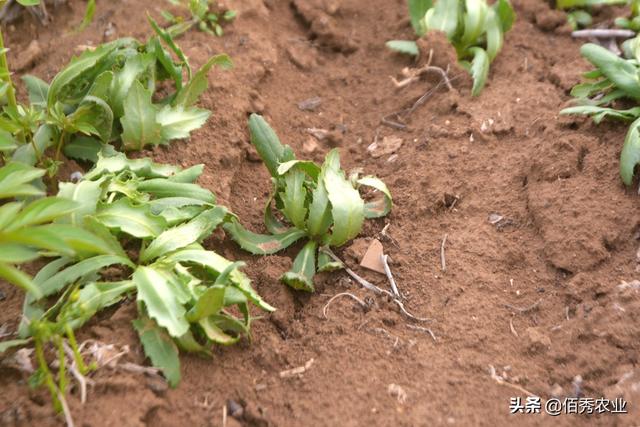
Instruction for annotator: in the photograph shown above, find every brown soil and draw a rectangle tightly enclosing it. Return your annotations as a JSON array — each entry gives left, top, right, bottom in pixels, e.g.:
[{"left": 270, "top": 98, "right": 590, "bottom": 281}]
[{"left": 1, "top": 0, "right": 640, "bottom": 426}]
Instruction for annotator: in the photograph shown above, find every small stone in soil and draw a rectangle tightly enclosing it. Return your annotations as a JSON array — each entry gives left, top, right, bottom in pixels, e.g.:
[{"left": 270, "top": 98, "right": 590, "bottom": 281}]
[
  {"left": 0, "top": 289, "right": 5, "bottom": 301},
  {"left": 227, "top": 399, "right": 244, "bottom": 419},
  {"left": 297, "top": 96, "right": 322, "bottom": 111}
]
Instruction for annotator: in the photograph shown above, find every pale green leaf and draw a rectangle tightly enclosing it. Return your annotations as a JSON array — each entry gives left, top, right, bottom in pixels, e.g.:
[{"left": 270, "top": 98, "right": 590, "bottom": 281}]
[
  {"left": 121, "top": 81, "right": 161, "bottom": 151},
  {"left": 95, "top": 199, "right": 167, "bottom": 239},
  {"left": 281, "top": 240, "right": 317, "bottom": 292},
  {"left": 140, "top": 207, "right": 228, "bottom": 263},
  {"left": 133, "top": 315, "right": 181, "bottom": 387},
  {"left": 386, "top": 40, "right": 419, "bottom": 56},
  {"left": 223, "top": 219, "right": 306, "bottom": 255},
  {"left": 358, "top": 176, "right": 393, "bottom": 219},
  {"left": 157, "top": 105, "right": 210, "bottom": 142},
  {"left": 134, "top": 266, "right": 189, "bottom": 337}
]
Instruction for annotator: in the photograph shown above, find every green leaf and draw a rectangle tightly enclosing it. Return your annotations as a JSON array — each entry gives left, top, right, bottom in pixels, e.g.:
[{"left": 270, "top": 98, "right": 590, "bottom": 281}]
[
  {"left": 168, "top": 164, "right": 205, "bottom": 183},
  {"left": 121, "top": 81, "right": 161, "bottom": 151},
  {"left": 485, "top": 9, "right": 503, "bottom": 61},
  {"left": 461, "top": 0, "right": 488, "bottom": 48},
  {"left": 187, "top": 285, "right": 225, "bottom": 322},
  {"left": 425, "top": 0, "right": 459, "bottom": 38},
  {"left": 317, "top": 249, "right": 343, "bottom": 272},
  {"left": 408, "top": 0, "right": 432, "bottom": 36},
  {"left": 323, "top": 150, "right": 364, "bottom": 247},
  {"left": 112, "top": 53, "right": 155, "bottom": 118},
  {"left": 67, "top": 95, "right": 114, "bottom": 142},
  {"left": 248, "top": 114, "right": 295, "bottom": 177},
  {"left": 0, "top": 262, "right": 41, "bottom": 297},
  {"left": 57, "top": 178, "right": 104, "bottom": 226},
  {"left": 469, "top": 47, "right": 489, "bottom": 96},
  {"left": 38, "top": 224, "right": 117, "bottom": 256},
  {"left": 385, "top": 40, "right": 419, "bottom": 56},
  {"left": 47, "top": 41, "right": 119, "bottom": 108},
  {"left": 164, "top": 247, "right": 276, "bottom": 312},
  {"left": 0, "top": 162, "right": 45, "bottom": 199},
  {"left": 37, "top": 254, "right": 132, "bottom": 298},
  {"left": 148, "top": 37, "right": 183, "bottom": 90},
  {"left": 560, "top": 105, "right": 640, "bottom": 124},
  {"left": 4, "top": 197, "right": 77, "bottom": 231},
  {"left": 67, "top": 280, "right": 135, "bottom": 329},
  {"left": 12, "top": 124, "right": 56, "bottom": 167},
  {"left": 620, "top": 116, "right": 640, "bottom": 185},
  {"left": 133, "top": 315, "right": 181, "bottom": 387},
  {"left": 277, "top": 160, "right": 321, "bottom": 180},
  {"left": 63, "top": 136, "right": 106, "bottom": 162},
  {"left": 198, "top": 316, "right": 239, "bottom": 345},
  {"left": 137, "top": 179, "right": 216, "bottom": 203},
  {"left": 281, "top": 240, "right": 317, "bottom": 292},
  {"left": 16, "top": 0, "right": 40, "bottom": 6},
  {"left": 358, "top": 176, "right": 393, "bottom": 218},
  {"left": 223, "top": 219, "right": 306, "bottom": 255},
  {"left": 493, "top": 0, "right": 515, "bottom": 32},
  {"left": 0, "top": 244, "right": 39, "bottom": 263},
  {"left": 84, "top": 151, "right": 181, "bottom": 180},
  {"left": 280, "top": 168, "right": 308, "bottom": 229},
  {"left": 21, "top": 75, "right": 49, "bottom": 108},
  {"left": 306, "top": 168, "right": 332, "bottom": 239},
  {"left": 140, "top": 207, "right": 228, "bottom": 263},
  {"left": 581, "top": 43, "right": 640, "bottom": 100},
  {"left": 148, "top": 15, "right": 192, "bottom": 79},
  {"left": 0, "top": 129, "right": 18, "bottom": 152},
  {"left": 175, "top": 54, "right": 232, "bottom": 107},
  {"left": 0, "top": 339, "right": 31, "bottom": 354},
  {"left": 76, "top": 0, "right": 96, "bottom": 32},
  {"left": 134, "top": 266, "right": 189, "bottom": 337},
  {"left": 95, "top": 199, "right": 168, "bottom": 239},
  {"left": 156, "top": 105, "right": 210, "bottom": 142}
]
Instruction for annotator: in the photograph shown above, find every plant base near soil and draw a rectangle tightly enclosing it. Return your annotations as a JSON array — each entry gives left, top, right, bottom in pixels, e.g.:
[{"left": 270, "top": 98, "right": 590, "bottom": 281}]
[{"left": 1, "top": 0, "right": 639, "bottom": 425}]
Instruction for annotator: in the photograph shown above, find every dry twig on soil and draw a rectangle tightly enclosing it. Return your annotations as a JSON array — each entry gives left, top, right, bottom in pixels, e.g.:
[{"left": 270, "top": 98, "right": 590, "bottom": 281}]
[{"left": 323, "top": 292, "right": 367, "bottom": 319}]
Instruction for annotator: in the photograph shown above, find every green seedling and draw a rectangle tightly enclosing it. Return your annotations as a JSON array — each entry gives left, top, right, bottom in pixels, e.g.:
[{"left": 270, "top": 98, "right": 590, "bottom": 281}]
[
  {"left": 556, "top": 0, "right": 639, "bottom": 30},
  {"left": 386, "top": 0, "right": 515, "bottom": 96},
  {"left": 3, "top": 152, "right": 273, "bottom": 412},
  {"left": 561, "top": 42, "right": 640, "bottom": 184},
  {"left": 0, "top": 16, "right": 231, "bottom": 178},
  {"left": 161, "top": 0, "right": 237, "bottom": 38},
  {"left": 224, "top": 114, "right": 392, "bottom": 292}
]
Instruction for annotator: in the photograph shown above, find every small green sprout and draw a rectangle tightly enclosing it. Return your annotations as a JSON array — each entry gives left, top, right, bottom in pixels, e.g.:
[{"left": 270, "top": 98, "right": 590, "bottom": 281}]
[
  {"left": 162, "top": 0, "right": 237, "bottom": 38},
  {"left": 386, "top": 0, "right": 515, "bottom": 96},
  {"left": 224, "top": 114, "right": 392, "bottom": 292}
]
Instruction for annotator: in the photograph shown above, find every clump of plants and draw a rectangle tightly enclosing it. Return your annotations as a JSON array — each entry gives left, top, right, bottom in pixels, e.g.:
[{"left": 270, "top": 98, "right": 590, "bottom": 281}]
[
  {"left": 0, "top": 15, "right": 231, "bottom": 177},
  {"left": 555, "top": 0, "right": 637, "bottom": 30},
  {"left": 224, "top": 114, "right": 392, "bottom": 291},
  {"left": 386, "top": 0, "right": 515, "bottom": 95},
  {"left": 3, "top": 152, "right": 273, "bottom": 412},
  {"left": 161, "top": 0, "right": 237, "bottom": 37},
  {"left": 561, "top": 42, "right": 640, "bottom": 184}
]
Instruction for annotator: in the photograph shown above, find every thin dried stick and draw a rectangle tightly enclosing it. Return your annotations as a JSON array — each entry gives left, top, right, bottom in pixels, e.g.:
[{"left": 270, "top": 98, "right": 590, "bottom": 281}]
[
  {"left": 406, "top": 324, "right": 437, "bottom": 341},
  {"left": 381, "top": 254, "right": 401, "bottom": 299},
  {"left": 322, "top": 248, "right": 431, "bottom": 322},
  {"left": 323, "top": 292, "right": 367, "bottom": 319},
  {"left": 572, "top": 29, "right": 635, "bottom": 38},
  {"left": 488, "top": 365, "right": 537, "bottom": 397},
  {"left": 440, "top": 234, "right": 448, "bottom": 272},
  {"left": 504, "top": 298, "right": 542, "bottom": 314}
]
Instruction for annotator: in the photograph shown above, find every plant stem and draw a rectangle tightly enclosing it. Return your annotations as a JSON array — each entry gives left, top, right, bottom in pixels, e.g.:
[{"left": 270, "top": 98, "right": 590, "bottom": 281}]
[
  {"left": 55, "top": 131, "right": 66, "bottom": 162},
  {"left": 65, "top": 324, "right": 89, "bottom": 375},
  {"left": 0, "top": 19, "right": 17, "bottom": 110},
  {"left": 35, "top": 336, "right": 62, "bottom": 412}
]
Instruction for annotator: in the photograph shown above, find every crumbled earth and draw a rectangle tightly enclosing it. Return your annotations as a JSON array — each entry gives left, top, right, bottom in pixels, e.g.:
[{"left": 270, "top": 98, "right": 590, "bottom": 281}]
[{"left": 1, "top": 0, "right": 640, "bottom": 426}]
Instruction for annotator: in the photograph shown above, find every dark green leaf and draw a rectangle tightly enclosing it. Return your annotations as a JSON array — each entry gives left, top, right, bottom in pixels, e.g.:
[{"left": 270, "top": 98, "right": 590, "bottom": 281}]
[
  {"left": 223, "top": 219, "right": 306, "bottom": 255},
  {"left": 281, "top": 240, "right": 317, "bottom": 292}
]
